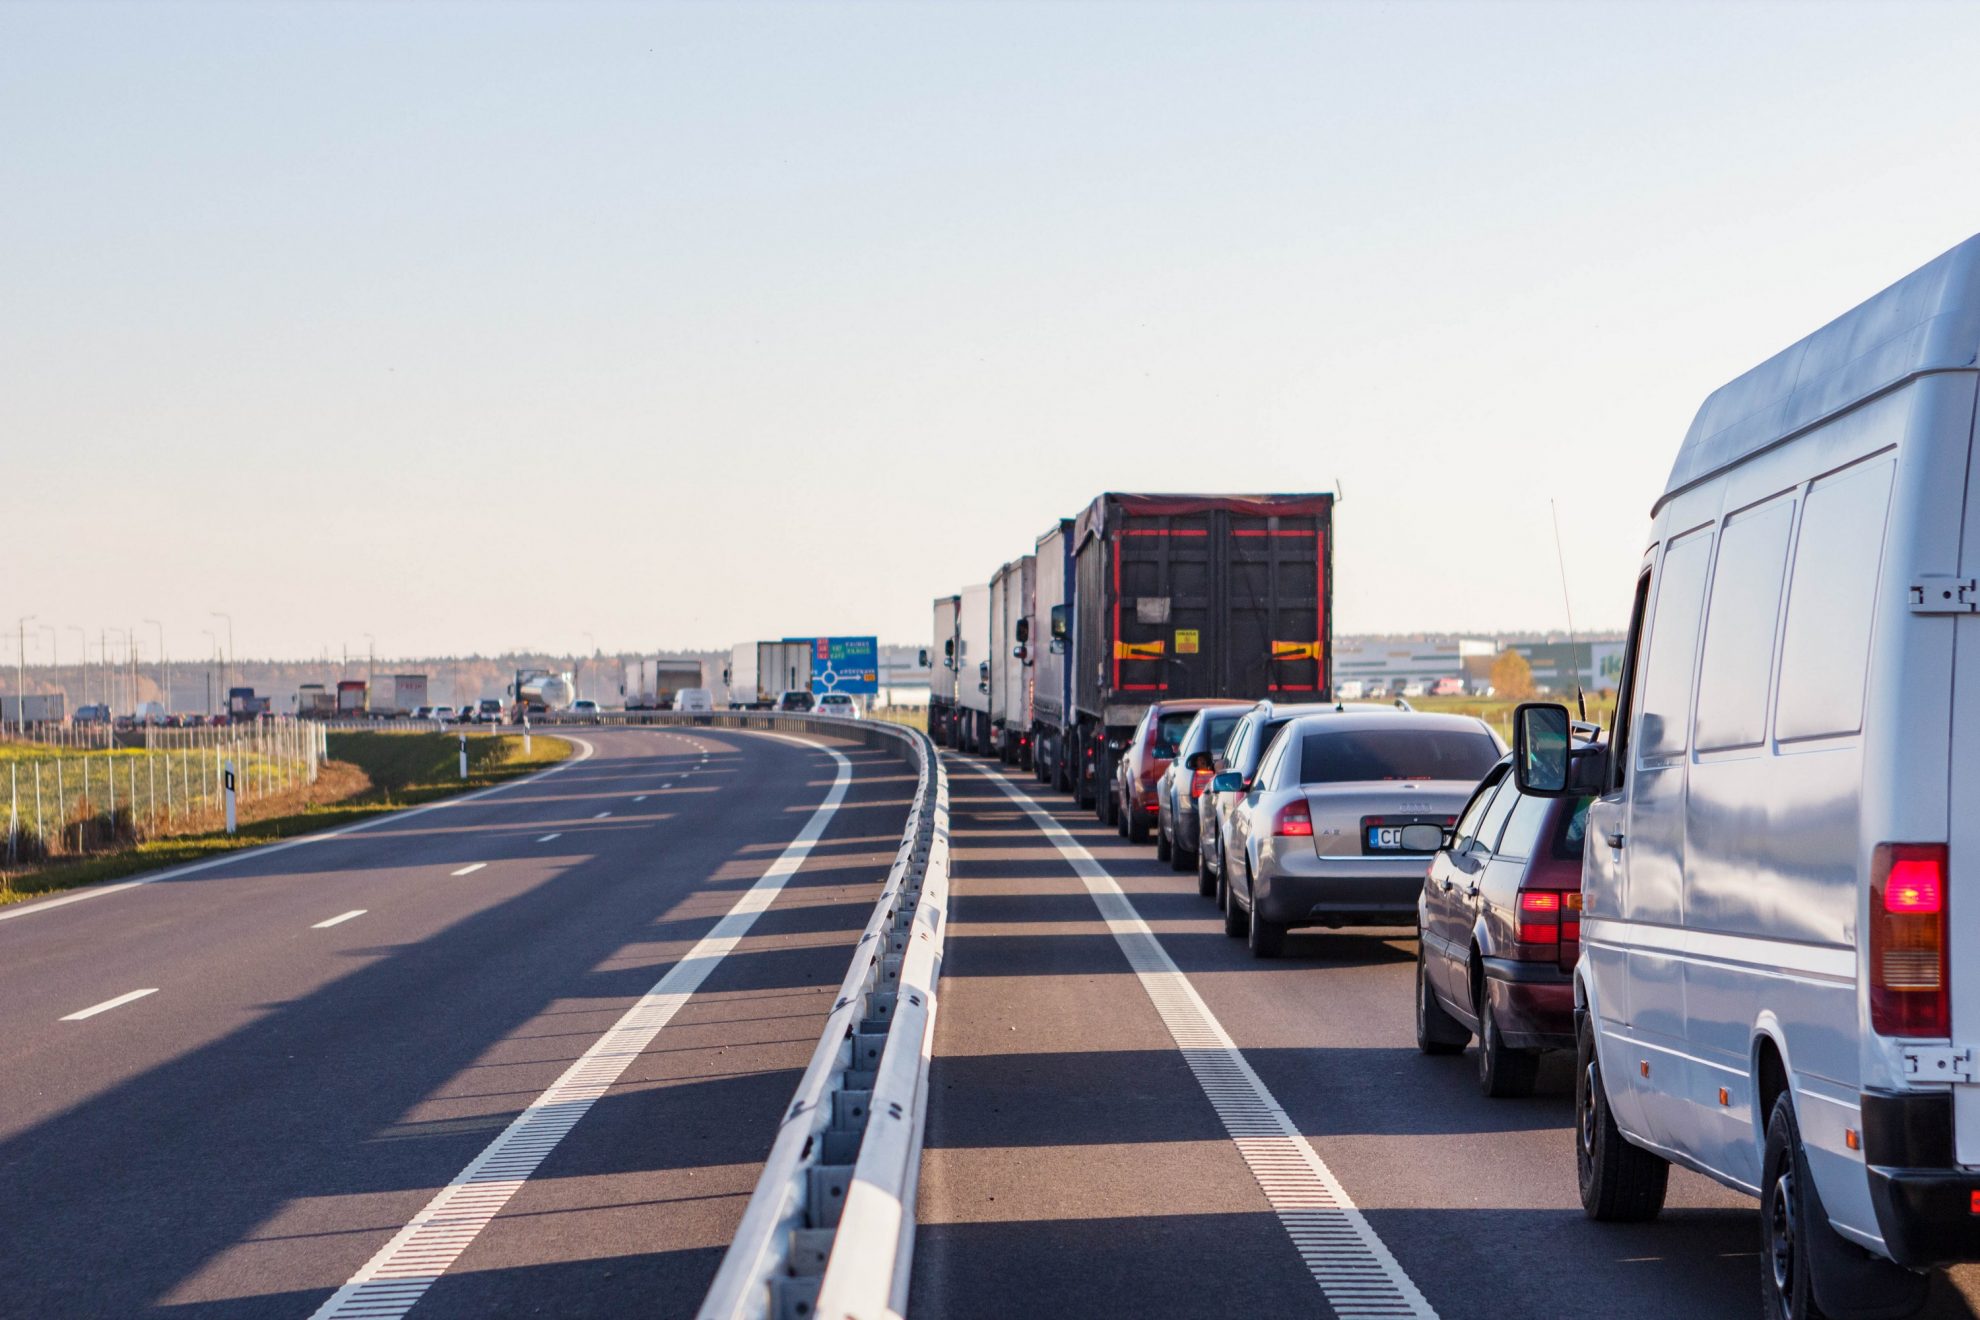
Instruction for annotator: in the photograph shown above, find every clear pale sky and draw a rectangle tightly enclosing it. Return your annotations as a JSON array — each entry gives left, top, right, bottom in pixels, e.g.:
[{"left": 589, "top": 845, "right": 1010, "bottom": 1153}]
[{"left": 6, "top": 1, "right": 1980, "bottom": 663}]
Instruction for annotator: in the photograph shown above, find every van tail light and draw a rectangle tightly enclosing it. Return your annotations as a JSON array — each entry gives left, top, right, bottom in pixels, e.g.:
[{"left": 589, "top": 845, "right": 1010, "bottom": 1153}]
[
  {"left": 1274, "top": 800, "right": 1313, "bottom": 837},
  {"left": 1517, "top": 890, "right": 1564, "bottom": 950},
  {"left": 1189, "top": 768, "right": 1213, "bottom": 799},
  {"left": 1871, "top": 843, "right": 1948, "bottom": 1037}
]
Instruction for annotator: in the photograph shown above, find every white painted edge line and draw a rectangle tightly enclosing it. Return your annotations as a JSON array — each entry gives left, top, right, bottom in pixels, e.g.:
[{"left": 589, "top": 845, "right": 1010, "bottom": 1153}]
[
  {"left": 450, "top": 863, "right": 486, "bottom": 877},
  {"left": 312, "top": 910, "right": 367, "bottom": 929},
  {"left": 61, "top": 987, "right": 159, "bottom": 1021},
  {"left": 308, "top": 739, "right": 855, "bottom": 1320},
  {"left": 0, "top": 737, "right": 597, "bottom": 925},
  {"left": 970, "top": 761, "right": 1439, "bottom": 1320}
]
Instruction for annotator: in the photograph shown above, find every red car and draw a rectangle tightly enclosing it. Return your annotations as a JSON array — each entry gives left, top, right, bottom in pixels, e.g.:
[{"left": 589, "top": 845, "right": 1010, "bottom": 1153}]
[
  {"left": 1111, "top": 699, "right": 1251, "bottom": 845},
  {"left": 1415, "top": 751, "right": 1592, "bottom": 1097}
]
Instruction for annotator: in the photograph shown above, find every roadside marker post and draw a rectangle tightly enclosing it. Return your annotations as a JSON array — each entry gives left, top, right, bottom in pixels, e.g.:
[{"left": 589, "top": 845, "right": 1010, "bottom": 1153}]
[
  {"left": 223, "top": 759, "right": 237, "bottom": 835},
  {"left": 523, "top": 715, "right": 531, "bottom": 756},
  {"left": 458, "top": 733, "right": 468, "bottom": 780}
]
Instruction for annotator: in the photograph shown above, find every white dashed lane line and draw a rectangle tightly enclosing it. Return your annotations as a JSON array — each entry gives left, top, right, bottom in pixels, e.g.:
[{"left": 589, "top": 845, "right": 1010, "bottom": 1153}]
[
  {"left": 312, "top": 910, "right": 367, "bottom": 930},
  {"left": 537, "top": 833, "right": 561, "bottom": 843},
  {"left": 593, "top": 811, "right": 611, "bottom": 819},
  {"left": 632, "top": 796, "right": 647, "bottom": 803},
  {"left": 450, "top": 863, "right": 486, "bottom": 877},
  {"left": 61, "top": 988, "right": 159, "bottom": 1021}
]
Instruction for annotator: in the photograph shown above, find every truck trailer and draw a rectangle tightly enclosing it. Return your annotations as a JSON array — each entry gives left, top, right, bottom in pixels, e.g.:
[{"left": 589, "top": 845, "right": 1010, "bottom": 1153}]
[
  {"left": 954, "top": 584, "right": 992, "bottom": 754},
  {"left": 296, "top": 684, "right": 335, "bottom": 718},
  {"left": 510, "top": 668, "right": 576, "bottom": 717},
  {"left": 1030, "top": 518, "right": 1076, "bottom": 790},
  {"left": 988, "top": 555, "right": 1036, "bottom": 766},
  {"left": 724, "top": 643, "right": 761, "bottom": 710},
  {"left": 369, "top": 674, "right": 429, "bottom": 718},
  {"left": 1059, "top": 492, "right": 1334, "bottom": 810},
  {"left": 1, "top": 693, "right": 67, "bottom": 725},
  {"left": 756, "top": 639, "right": 813, "bottom": 707},
  {"left": 927, "top": 595, "right": 960, "bottom": 746},
  {"left": 622, "top": 658, "right": 706, "bottom": 710},
  {"left": 336, "top": 680, "right": 368, "bottom": 716}
]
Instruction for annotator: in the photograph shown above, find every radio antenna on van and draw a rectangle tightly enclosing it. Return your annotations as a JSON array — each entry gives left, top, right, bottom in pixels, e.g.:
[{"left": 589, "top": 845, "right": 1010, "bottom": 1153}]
[{"left": 1550, "top": 499, "right": 1586, "bottom": 723}]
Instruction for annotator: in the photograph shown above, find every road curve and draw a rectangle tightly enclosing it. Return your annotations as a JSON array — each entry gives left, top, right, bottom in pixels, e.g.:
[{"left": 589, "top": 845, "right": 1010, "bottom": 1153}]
[
  {"left": 0, "top": 726, "right": 913, "bottom": 1319},
  {"left": 913, "top": 751, "right": 1980, "bottom": 1320}
]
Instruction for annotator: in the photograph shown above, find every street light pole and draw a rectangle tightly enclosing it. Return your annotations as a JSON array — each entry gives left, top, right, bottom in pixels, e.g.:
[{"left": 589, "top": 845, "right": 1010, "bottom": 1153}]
[
  {"left": 210, "top": 611, "right": 233, "bottom": 708},
  {"left": 67, "top": 626, "right": 85, "bottom": 708},
  {"left": 14, "top": 614, "right": 35, "bottom": 733},
  {"left": 582, "top": 631, "right": 597, "bottom": 701},
  {"left": 145, "top": 619, "right": 168, "bottom": 715},
  {"left": 201, "top": 629, "right": 218, "bottom": 715}
]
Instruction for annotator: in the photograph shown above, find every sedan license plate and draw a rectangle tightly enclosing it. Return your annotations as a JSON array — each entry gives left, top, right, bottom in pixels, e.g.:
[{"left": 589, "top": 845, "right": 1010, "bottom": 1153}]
[{"left": 1368, "top": 825, "right": 1408, "bottom": 851}]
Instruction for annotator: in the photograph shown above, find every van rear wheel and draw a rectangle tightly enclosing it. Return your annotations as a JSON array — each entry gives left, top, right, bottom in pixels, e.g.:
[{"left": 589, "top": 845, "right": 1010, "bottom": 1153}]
[
  {"left": 1575, "top": 1015, "right": 1668, "bottom": 1222},
  {"left": 1760, "top": 1092, "right": 1928, "bottom": 1320}
]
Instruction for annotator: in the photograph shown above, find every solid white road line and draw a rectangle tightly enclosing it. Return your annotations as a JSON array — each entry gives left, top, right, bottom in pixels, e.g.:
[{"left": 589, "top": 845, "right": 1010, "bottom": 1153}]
[
  {"left": 310, "top": 735, "right": 852, "bottom": 1320},
  {"left": 449, "top": 863, "right": 486, "bottom": 877},
  {"left": 971, "top": 761, "right": 1439, "bottom": 1320},
  {"left": 312, "top": 910, "right": 367, "bottom": 929},
  {"left": 0, "top": 738, "right": 597, "bottom": 925},
  {"left": 536, "top": 833, "right": 561, "bottom": 843},
  {"left": 61, "top": 988, "right": 159, "bottom": 1021}
]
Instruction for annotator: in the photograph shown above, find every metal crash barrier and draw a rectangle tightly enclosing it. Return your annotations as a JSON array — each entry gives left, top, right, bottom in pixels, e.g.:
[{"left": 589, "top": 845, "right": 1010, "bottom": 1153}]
[{"left": 619, "top": 712, "right": 948, "bottom": 1320}]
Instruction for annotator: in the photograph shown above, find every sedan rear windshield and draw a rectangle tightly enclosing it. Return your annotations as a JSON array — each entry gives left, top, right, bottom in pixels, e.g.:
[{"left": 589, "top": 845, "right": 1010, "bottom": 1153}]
[
  {"left": 1299, "top": 729, "right": 1501, "bottom": 784},
  {"left": 1152, "top": 712, "right": 1197, "bottom": 758}
]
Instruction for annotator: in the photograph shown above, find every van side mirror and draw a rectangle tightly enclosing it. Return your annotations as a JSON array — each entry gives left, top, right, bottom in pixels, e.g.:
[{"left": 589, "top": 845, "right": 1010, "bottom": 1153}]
[
  {"left": 1050, "top": 605, "right": 1068, "bottom": 641},
  {"left": 1015, "top": 619, "right": 1030, "bottom": 644},
  {"left": 918, "top": 649, "right": 929, "bottom": 668},
  {"left": 1210, "top": 770, "right": 1243, "bottom": 794},
  {"left": 1513, "top": 703, "right": 1572, "bottom": 795}
]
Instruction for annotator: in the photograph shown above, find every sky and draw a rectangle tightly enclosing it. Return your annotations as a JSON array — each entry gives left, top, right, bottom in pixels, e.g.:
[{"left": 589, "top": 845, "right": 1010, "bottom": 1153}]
[{"left": 6, "top": 0, "right": 1980, "bottom": 664}]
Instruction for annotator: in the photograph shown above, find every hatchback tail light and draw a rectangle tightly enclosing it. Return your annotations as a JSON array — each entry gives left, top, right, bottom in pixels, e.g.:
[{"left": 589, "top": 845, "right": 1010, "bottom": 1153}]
[
  {"left": 1189, "top": 768, "right": 1213, "bottom": 799},
  {"left": 1517, "top": 890, "right": 1562, "bottom": 948},
  {"left": 1871, "top": 843, "right": 1949, "bottom": 1037},
  {"left": 1273, "top": 800, "right": 1313, "bottom": 837}
]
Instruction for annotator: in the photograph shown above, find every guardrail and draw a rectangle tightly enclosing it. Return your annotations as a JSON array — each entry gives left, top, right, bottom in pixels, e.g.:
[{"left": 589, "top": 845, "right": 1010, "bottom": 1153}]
[{"left": 598, "top": 712, "right": 947, "bottom": 1320}]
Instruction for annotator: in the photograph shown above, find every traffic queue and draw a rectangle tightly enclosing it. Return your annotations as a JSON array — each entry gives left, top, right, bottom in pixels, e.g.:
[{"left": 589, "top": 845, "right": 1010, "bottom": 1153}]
[{"left": 925, "top": 235, "right": 1980, "bottom": 1320}]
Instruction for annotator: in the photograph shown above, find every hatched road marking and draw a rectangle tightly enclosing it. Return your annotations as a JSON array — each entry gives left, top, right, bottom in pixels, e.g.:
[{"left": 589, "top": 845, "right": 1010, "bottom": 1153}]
[
  {"left": 971, "top": 760, "right": 1439, "bottom": 1320},
  {"left": 308, "top": 735, "right": 853, "bottom": 1320}
]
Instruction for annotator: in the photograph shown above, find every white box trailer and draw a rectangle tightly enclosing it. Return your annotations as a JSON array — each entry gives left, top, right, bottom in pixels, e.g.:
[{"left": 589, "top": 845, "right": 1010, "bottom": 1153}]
[
  {"left": 1, "top": 693, "right": 66, "bottom": 724},
  {"left": 1508, "top": 233, "right": 1980, "bottom": 1311},
  {"left": 371, "top": 674, "right": 428, "bottom": 717},
  {"left": 622, "top": 658, "right": 658, "bottom": 709},
  {"left": 757, "top": 640, "right": 813, "bottom": 707},
  {"left": 954, "top": 584, "right": 991, "bottom": 754},
  {"left": 725, "top": 643, "right": 760, "bottom": 709},
  {"left": 654, "top": 659, "right": 703, "bottom": 709},
  {"left": 1031, "top": 517, "right": 1076, "bottom": 791},
  {"left": 928, "top": 595, "right": 960, "bottom": 746},
  {"left": 988, "top": 554, "right": 1036, "bottom": 766}
]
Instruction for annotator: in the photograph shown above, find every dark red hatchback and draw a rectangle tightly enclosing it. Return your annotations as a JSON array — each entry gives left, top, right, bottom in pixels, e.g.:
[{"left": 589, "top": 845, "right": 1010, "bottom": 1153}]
[{"left": 1414, "top": 754, "right": 1591, "bottom": 1097}]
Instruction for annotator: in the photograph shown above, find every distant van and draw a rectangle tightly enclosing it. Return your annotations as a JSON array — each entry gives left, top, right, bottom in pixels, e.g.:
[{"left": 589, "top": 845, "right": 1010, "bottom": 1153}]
[
  {"left": 1514, "top": 235, "right": 1980, "bottom": 1316},
  {"left": 675, "top": 687, "right": 714, "bottom": 714},
  {"left": 1335, "top": 680, "right": 1367, "bottom": 700}
]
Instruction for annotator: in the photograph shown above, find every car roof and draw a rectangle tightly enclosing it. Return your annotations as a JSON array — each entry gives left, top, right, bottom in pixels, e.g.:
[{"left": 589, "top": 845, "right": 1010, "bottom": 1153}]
[{"left": 1279, "top": 709, "right": 1498, "bottom": 737}]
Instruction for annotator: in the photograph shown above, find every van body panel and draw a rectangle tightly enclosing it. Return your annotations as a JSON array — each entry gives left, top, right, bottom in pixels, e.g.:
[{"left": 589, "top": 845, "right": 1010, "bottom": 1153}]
[{"left": 1591, "top": 237, "right": 1980, "bottom": 1265}]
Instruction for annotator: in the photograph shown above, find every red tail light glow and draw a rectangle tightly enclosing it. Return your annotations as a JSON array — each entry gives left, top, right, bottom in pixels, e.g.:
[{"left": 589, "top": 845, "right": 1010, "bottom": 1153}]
[
  {"left": 1189, "top": 768, "right": 1213, "bottom": 799},
  {"left": 1517, "top": 889, "right": 1563, "bottom": 946},
  {"left": 1871, "top": 843, "right": 1948, "bottom": 1038},
  {"left": 1274, "top": 800, "right": 1313, "bottom": 837}
]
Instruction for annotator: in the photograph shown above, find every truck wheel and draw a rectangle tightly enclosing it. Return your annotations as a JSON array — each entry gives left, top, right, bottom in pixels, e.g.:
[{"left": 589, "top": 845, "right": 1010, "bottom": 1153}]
[
  {"left": 1576, "top": 1015, "right": 1668, "bottom": 1222},
  {"left": 1415, "top": 946, "right": 1469, "bottom": 1054},
  {"left": 1196, "top": 833, "right": 1217, "bottom": 897},
  {"left": 1477, "top": 998, "right": 1539, "bottom": 1097},
  {"left": 1760, "top": 1092, "right": 1929, "bottom": 1320}
]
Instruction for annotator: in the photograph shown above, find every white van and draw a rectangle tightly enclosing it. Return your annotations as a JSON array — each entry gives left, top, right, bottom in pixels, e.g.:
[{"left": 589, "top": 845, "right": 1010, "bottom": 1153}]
[
  {"left": 675, "top": 687, "right": 714, "bottom": 714},
  {"left": 1514, "top": 235, "right": 1980, "bottom": 1318}
]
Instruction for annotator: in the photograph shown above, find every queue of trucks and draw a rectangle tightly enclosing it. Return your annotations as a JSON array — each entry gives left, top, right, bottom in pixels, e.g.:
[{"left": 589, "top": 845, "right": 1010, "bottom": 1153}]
[{"left": 930, "top": 492, "right": 1335, "bottom": 809}]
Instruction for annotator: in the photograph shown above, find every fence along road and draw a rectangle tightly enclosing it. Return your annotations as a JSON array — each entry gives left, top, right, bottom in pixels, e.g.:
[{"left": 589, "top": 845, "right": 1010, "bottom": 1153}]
[{"left": 0, "top": 721, "right": 916, "bottom": 1318}]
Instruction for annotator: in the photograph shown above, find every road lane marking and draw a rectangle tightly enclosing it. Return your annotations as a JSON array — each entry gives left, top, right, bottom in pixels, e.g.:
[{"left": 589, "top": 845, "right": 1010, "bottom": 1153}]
[
  {"left": 632, "top": 796, "right": 647, "bottom": 803},
  {"left": 61, "top": 988, "right": 158, "bottom": 1021},
  {"left": 312, "top": 910, "right": 367, "bottom": 929},
  {"left": 971, "top": 760, "right": 1439, "bottom": 1320},
  {"left": 450, "top": 863, "right": 486, "bottom": 876},
  {"left": 536, "top": 833, "right": 561, "bottom": 843},
  {"left": 592, "top": 811, "right": 611, "bottom": 819},
  {"left": 310, "top": 736, "right": 853, "bottom": 1320},
  {"left": 0, "top": 738, "right": 597, "bottom": 924}
]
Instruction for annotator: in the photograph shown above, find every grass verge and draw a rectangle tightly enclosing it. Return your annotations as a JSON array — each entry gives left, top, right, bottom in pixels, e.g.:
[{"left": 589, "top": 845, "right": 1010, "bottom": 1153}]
[{"left": 0, "top": 731, "right": 573, "bottom": 908}]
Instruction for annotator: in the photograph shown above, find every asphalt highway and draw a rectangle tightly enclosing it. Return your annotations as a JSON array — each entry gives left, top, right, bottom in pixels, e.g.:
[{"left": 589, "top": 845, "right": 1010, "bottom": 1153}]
[
  {"left": 0, "top": 726, "right": 913, "bottom": 1319},
  {"left": 913, "top": 752, "right": 1980, "bottom": 1320}
]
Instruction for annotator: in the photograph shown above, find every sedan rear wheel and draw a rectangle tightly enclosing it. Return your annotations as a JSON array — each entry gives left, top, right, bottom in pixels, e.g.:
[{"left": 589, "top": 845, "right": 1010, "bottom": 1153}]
[
  {"left": 1220, "top": 868, "right": 1248, "bottom": 938},
  {"left": 1245, "top": 867, "right": 1284, "bottom": 958},
  {"left": 1196, "top": 832, "right": 1218, "bottom": 897}
]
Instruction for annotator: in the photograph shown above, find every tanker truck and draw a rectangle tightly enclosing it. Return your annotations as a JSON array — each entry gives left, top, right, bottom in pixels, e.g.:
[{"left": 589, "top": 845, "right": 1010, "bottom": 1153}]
[{"left": 509, "top": 668, "right": 577, "bottom": 720}]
